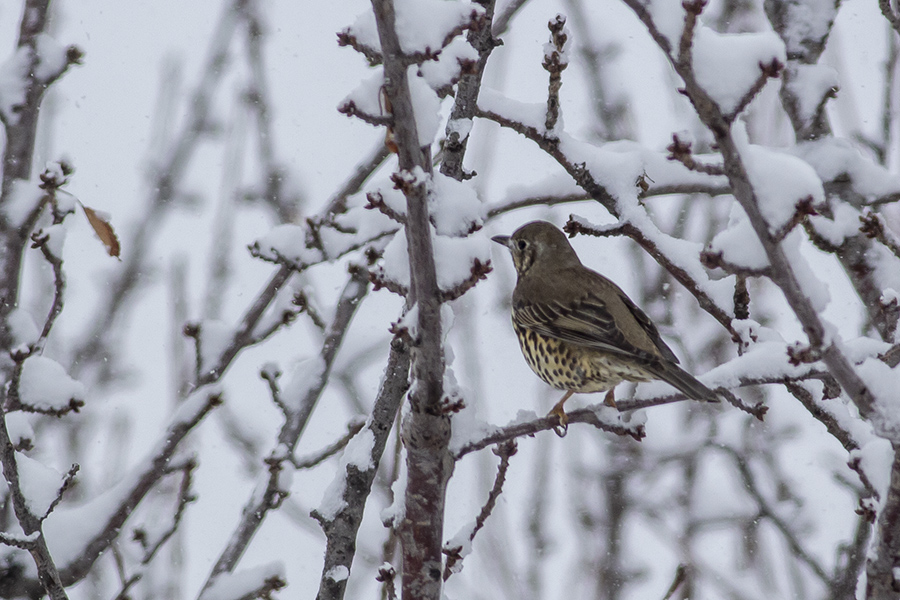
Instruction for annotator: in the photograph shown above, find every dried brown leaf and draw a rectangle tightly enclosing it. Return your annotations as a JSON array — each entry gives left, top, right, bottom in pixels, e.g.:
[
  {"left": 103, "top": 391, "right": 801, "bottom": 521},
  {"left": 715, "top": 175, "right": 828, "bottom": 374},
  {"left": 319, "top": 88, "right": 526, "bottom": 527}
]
[{"left": 81, "top": 204, "right": 121, "bottom": 258}]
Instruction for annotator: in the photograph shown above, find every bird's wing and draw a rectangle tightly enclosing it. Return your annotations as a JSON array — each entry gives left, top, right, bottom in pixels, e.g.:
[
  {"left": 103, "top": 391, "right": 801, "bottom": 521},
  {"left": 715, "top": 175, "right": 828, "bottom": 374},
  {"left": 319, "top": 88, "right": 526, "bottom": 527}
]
[
  {"left": 514, "top": 292, "right": 661, "bottom": 364},
  {"left": 616, "top": 291, "right": 680, "bottom": 364}
]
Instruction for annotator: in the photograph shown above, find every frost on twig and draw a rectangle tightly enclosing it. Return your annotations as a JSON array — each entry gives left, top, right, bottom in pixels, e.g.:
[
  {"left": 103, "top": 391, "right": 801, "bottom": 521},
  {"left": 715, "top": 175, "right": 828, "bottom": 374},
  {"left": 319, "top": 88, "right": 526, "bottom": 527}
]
[{"left": 624, "top": 0, "right": 875, "bottom": 421}]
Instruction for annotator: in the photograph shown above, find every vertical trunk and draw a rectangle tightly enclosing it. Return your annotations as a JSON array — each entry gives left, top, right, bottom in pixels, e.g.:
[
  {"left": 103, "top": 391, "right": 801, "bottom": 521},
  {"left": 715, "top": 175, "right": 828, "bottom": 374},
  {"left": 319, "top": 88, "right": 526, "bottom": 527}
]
[{"left": 370, "top": 1, "right": 452, "bottom": 598}]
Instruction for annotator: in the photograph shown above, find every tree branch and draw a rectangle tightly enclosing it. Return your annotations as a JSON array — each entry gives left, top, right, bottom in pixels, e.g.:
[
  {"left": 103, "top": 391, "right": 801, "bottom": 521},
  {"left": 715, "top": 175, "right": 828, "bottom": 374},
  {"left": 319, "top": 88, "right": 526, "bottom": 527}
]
[
  {"left": 370, "top": 1, "right": 453, "bottom": 599},
  {"left": 440, "top": 0, "right": 498, "bottom": 181},
  {"left": 622, "top": 0, "right": 877, "bottom": 423},
  {"left": 313, "top": 339, "right": 409, "bottom": 600},
  {"left": 443, "top": 441, "right": 516, "bottom": 580}
]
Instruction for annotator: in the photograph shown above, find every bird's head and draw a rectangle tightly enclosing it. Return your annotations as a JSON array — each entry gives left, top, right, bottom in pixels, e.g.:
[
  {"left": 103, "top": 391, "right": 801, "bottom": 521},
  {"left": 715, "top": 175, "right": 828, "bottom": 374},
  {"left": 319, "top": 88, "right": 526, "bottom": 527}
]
[{"left": 491, "top": 221, "right": 582, "bottom": 277}]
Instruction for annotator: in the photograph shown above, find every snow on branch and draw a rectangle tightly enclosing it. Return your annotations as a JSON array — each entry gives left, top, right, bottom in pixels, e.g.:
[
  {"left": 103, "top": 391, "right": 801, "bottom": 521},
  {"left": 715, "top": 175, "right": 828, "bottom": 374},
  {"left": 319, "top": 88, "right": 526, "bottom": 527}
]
[
  {"left": 621, "top": 0, "right": 877, "bottom": 427},
  {"left": 373, "top": 227, "right": 492, "bottom": 303},
  {"left": 312, "top": 339, "right": 409, "bottom": 600},
  {"left": 7, "top": 353, "right": 85, "bottom": 417},
  {"left": 0, "top": 530, "right": 39, "bottom": 551},
  {"left": 339, "top": 0, "right": 483, "bottom": 66},
  {"left": 0, "top": 390, "right": 224, "bottom": 600},
  {"left": 441, "top": 0, "right": 500, "bottom": 181},
  {"left": 0, "top": 35, "right": 81, "bottom": 128}
]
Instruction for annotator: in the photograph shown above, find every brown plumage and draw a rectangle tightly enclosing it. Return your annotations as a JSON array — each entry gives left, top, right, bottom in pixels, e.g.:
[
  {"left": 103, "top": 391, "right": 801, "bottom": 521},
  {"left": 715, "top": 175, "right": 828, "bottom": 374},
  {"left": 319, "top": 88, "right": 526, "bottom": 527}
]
[{"left": 492, "top": 221, "right": 717, "bottom": 429}]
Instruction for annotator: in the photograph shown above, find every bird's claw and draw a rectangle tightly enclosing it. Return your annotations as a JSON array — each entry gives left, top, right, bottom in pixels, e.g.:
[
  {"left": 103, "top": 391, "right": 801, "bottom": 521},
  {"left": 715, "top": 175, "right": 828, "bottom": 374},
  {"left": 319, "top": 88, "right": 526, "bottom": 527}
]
[{"left": 548, "top": 405, "right": 569, "bottom": 437}]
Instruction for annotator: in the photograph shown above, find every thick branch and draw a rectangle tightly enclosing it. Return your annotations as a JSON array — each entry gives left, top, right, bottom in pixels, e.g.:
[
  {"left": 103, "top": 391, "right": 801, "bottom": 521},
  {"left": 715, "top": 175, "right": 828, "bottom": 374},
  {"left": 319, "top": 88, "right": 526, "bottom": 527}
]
[
  {"left": 371, "top": 2, "right": 452, "bottom": 599},
  {"left": 868, "top": 444, "right": 900, "bottom": 599},
  {"left": 314, "top": 339, "right": 410, "bottom": 600}
]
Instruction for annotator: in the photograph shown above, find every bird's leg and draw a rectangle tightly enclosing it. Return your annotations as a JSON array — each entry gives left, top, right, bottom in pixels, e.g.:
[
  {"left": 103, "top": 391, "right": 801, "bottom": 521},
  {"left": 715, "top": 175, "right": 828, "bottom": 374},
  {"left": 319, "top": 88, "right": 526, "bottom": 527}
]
[
  {"left": 549, "top": 390, "right": 574, "bottom": 436},
  {"left": 603, "top": 388, "right": 617, "bottom": 409}
]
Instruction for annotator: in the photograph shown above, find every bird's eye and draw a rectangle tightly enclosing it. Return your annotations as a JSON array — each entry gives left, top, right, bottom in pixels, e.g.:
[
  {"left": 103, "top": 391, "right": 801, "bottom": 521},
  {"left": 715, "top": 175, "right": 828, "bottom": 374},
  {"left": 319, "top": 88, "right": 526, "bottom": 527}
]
[{"left": 516, "top": 239, "right": 527, "bottom": 251}]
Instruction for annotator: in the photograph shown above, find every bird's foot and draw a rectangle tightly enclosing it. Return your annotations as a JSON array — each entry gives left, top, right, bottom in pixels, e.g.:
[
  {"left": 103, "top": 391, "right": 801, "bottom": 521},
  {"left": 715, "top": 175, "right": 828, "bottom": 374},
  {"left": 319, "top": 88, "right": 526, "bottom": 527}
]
[
  {"left": 549, "top": 404, "right": 569, "bottom": 437},
  {"left": 548, "top": 391, "right": 573, "bottom": 437},
  {"left": 547, "top": 409, "right": 569, "bottom": 437}
]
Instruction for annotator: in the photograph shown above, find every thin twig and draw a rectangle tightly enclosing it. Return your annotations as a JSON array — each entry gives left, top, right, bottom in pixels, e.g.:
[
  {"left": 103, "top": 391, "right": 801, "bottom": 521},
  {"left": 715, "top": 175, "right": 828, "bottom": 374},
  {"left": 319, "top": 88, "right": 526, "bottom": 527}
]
[
  {"left": 30, "top": 231, "right": 66, "bottom": 351},
  {"left": 138, "top": 458, "right": 198, "bottom": 565},
  {"left": 661, "top": 564, "right": 687, "bottom": 600},
  {"left": 293, "top": 420, "right": 366, "bottom": 469},
  {"left": 453, "top": 405, "right": 645, "bottom": 460},
  {"left": 443, "top": 441, "right": 516, "bottom": 580}
]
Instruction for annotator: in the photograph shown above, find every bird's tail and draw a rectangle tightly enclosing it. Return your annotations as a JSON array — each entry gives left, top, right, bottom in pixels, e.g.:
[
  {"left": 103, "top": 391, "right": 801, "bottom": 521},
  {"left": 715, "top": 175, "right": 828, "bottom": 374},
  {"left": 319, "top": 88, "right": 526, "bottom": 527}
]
[{"left": 650, "top": 362, "right": 719, "bottom": 402}]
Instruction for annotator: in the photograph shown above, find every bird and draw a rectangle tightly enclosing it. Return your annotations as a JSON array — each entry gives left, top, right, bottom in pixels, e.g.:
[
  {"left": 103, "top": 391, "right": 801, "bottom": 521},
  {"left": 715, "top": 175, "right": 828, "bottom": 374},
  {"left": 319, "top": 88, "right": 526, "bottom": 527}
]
[{"left": 492, "top": 220, "right": 718, "bottom": 432}]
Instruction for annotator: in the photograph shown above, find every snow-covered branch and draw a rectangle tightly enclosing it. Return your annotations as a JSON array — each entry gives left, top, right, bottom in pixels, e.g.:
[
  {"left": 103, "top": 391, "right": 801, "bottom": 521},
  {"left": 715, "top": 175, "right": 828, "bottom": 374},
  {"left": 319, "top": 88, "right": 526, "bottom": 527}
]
[{"left": 313, "top": 338, "right": 409, "bottom": 600}]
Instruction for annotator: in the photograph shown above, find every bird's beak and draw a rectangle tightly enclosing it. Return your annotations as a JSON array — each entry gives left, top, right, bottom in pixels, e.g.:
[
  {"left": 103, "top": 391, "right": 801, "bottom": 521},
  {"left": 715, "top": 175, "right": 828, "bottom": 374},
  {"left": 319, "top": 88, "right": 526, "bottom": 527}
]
[{"left": 491, "top": 234, "right": 511, "bottom": 248}]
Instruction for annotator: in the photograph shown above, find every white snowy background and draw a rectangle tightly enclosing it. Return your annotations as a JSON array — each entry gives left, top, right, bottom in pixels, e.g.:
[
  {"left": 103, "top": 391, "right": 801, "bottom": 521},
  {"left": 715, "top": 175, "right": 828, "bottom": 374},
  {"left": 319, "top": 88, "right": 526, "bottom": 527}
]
[{"left": 2, "top": 0, "right": 900, "bottom": 598}]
